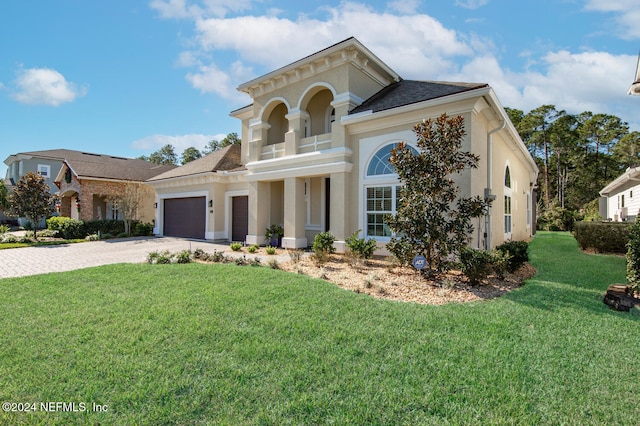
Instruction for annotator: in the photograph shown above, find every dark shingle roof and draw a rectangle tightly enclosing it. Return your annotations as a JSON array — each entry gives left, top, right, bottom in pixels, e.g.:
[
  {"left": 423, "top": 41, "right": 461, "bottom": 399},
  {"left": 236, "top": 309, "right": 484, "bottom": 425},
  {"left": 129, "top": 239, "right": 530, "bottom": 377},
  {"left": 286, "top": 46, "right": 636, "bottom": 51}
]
[
  {"left": 147, "top": 145, "right": 244, "bottom": 181},
  {"left": 65, "top": 153, "right": 176, "bottom": 182},
  {"left": 10, "top": 149, "right": 175, "bottom": 182},
  {"left": 350, "top": 80, "right": 489, "bottom": 115}
]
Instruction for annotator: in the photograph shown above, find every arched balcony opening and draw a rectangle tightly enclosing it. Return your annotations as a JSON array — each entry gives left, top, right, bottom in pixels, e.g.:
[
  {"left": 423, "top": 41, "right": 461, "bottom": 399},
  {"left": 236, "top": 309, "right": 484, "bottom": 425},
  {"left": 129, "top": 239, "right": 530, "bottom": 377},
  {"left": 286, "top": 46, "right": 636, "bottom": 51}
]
[{"left": 266, "top": 102, "right": 288, "bottom": 146}]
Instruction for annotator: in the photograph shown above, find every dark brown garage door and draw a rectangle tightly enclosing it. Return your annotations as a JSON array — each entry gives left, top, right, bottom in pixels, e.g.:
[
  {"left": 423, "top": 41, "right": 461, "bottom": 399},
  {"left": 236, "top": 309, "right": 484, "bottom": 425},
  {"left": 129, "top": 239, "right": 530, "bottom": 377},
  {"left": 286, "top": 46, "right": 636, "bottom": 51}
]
[
  {"left": 163, "top": 197, "right": 206, "bottom": 239},
  {"left": 231, "top": 196, "right": 248, "bottom": 243}
]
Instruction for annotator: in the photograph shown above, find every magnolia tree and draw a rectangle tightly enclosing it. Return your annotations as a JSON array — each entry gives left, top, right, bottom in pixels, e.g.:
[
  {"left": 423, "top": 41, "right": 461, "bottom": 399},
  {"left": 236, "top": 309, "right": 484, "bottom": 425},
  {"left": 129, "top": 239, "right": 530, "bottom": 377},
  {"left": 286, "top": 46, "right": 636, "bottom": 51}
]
[
  {"left": 7, "top": 172, "right": 56, "bottom": 239},
  {"left": 385, "top": 114, "right": 489, "bottom": 277}
]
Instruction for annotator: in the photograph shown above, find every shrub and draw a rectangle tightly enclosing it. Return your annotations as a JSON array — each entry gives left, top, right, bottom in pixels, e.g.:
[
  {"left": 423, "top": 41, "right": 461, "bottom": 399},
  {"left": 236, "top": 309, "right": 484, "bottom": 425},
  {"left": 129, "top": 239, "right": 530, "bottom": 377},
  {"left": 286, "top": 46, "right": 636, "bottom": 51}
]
[
  {"left": 459, "top": 248, "right": 493, "bottom": 285},
  {"left": 147, "top": 250, "right": 172, "bottom": 264},
  {"left": 26, "top": 229, "right": 59, "bottom": 238},
  {"left": 249, "top": 257, "right": 261, "bottom": 267},
  {"left": 288, "top": 249, "right": 303, "bottom": 264},
  {"left": 345, "top": 230, "right": 377, "bottom": 260},
  {"left": 85, "top": 233, "right": 99, "bottom": 241},
  {"left": 247, "top": 244, "right": 258, "bottom": 253},
  {"left": 626, "top": 220, "right": 640, "bottom": 293},
  {"left": 495, "top": 240, "right": 529, "bottom": 272},
  {"left": 211, "top": 250, "right": 226, "bottom": 263},
  {"left": 47, "top": 217, "right": 86, "bottom": 239},
  {"left": 101, "top": 233, "right": 113, "bottom": 240},
  {"left": 234, "top": 256, "right": 247, "bottom": 266},
  {"left": 174, "top": 250, "right": 192, "bottom": 264},
  {"left": 193, "top": 248, "right": 206, "bottom": 259},
  {"left": 313, "top": 231, "right": 335, "bottom": 255},
  {"left": 265, "top": 246, "right": 276, "bottom": 255},
  {"left": 0, "top": 224, "right": 9, "bottom": 234},
  {"left": 490, "top": 249, "right": 510, "bottom": 280},
  {"left": 116, "top": 232, "right": 129, "bottom": 239},
  {"left": 1, "top": 234, "right": 17, "bottom": 243},
  {"left": 230, "top": 242, "right": 242, "bottom": 251},
  {"left": 84, "top": 219, "right": 125, "bottom": 236},
  {"left": 573, "top": 221, "right": 632, "bottom": 254},
  {"left": 133, "top": 222, "right": 154, "bottom": 236},
  {"left": 267, "top": 258, "right": 280, "bottom": 269},
  {"left": 537, "top": 204, "right": 577, "bottom": 231}
]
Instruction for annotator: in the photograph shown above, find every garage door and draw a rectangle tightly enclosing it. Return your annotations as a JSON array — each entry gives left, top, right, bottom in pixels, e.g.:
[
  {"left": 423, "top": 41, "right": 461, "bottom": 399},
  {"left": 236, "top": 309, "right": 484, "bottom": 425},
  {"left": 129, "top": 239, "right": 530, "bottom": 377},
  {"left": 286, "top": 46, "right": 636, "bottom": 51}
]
[
  {"left": 231, "top": 196, "right": 248, "bottom": 243},
  {"left": 163, "top": 197, "right": 206, "bottom": 239}
]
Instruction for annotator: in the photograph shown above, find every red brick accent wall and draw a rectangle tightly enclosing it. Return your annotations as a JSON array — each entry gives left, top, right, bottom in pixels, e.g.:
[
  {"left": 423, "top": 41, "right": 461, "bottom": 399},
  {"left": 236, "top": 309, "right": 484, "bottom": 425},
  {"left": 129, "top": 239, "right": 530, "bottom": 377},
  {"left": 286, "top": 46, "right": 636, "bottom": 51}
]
[{"left": 57, "top": 174, "right": 153, "bottom": 222}]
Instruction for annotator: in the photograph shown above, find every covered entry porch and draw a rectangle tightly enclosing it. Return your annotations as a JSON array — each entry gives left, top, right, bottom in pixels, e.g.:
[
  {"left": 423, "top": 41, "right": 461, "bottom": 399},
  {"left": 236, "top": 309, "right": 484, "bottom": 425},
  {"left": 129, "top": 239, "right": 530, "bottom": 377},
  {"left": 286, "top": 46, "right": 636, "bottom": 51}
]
[{"left": 245, "top": 171, "right": 349, "bottom": 250}]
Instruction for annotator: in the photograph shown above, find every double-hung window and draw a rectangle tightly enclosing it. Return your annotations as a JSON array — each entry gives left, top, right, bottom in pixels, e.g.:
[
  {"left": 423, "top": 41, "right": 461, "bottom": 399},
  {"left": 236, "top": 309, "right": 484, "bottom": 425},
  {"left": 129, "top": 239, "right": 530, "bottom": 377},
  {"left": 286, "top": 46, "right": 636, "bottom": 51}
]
[{"left": 364, "top": 143, "right": 416, "bottom": 239}]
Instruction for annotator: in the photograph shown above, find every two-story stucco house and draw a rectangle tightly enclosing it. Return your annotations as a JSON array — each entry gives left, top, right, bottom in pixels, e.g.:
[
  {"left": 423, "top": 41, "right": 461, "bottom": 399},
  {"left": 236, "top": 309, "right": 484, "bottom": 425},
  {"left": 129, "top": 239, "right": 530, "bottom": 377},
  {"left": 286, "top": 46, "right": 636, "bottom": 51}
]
[
  {"left": 3, "top": 150, "right": 66, "bottom": 225},
  {"left": 147, "top": 38, "right": 538, "bottom": 252}
]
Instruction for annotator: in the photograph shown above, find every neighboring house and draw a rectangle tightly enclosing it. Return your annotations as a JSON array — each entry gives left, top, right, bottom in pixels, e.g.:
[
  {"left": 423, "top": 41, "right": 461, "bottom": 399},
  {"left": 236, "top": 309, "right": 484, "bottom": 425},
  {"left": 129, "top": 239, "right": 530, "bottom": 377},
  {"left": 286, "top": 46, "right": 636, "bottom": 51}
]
[
  {"left": 3, "top": 149, "right": 67, "bottom": 226},
  {"left": 599, "top": 166, "right": 640, "bottom": 222},
  {"left": 53, "top": 151, "right": 175, "bottom": 223},
  {"left": 147, "top": 37, "right": 538, "bottom": 252}
]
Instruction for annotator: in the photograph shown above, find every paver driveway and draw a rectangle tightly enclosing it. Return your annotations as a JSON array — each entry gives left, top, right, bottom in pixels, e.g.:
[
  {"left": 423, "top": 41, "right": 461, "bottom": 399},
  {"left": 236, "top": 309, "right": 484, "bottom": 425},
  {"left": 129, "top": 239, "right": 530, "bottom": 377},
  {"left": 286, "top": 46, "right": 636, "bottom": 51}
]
[{"left": 0, "top": 237, "right": 287, "bottom": 279}]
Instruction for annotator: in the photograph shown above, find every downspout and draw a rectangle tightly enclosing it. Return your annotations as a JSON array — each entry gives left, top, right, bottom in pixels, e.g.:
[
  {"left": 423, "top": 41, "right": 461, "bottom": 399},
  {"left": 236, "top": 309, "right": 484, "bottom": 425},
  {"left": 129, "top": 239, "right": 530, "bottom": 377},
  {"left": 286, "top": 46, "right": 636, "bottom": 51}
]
[{"left": 485, "top": 119, "right": 505, "bottom": 250}]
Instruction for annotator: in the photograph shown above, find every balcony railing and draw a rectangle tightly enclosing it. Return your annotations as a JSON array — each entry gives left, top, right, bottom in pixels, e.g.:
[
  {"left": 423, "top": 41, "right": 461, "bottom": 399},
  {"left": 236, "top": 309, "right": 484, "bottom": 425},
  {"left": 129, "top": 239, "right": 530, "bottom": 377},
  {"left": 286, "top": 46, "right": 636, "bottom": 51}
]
[
  {"left": 298, "top": 133, "right": 332, "bottom": 154},
  {"left": 260, "top": 142, "right": 286, "bottom": 160}
]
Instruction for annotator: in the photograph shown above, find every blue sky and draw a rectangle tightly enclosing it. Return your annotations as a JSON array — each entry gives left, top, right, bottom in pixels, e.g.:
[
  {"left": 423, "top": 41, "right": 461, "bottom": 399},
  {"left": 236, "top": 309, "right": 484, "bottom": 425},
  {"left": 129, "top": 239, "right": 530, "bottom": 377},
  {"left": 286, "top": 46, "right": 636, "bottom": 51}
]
[{"left": 1, "top": 0, "right": 639, "bottom": 177}]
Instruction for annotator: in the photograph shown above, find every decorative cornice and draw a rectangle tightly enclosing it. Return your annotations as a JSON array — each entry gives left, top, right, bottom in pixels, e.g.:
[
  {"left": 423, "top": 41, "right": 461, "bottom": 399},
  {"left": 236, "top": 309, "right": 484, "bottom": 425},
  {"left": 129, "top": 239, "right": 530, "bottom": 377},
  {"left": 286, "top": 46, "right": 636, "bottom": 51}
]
[{"left": 237, "top": 38, "right": 400, "bottom": 99}]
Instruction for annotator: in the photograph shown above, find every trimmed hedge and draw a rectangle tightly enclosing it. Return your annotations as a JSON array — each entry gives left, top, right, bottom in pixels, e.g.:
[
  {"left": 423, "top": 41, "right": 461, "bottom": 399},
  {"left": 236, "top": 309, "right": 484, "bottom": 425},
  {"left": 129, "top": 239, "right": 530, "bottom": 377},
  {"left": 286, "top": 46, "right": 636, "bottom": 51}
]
[
  {"left": 572, "top": 221, "right": 633, "bottom": 253},
  {"left": 47, "top": 217, "right": 154, "bottom": 239}
]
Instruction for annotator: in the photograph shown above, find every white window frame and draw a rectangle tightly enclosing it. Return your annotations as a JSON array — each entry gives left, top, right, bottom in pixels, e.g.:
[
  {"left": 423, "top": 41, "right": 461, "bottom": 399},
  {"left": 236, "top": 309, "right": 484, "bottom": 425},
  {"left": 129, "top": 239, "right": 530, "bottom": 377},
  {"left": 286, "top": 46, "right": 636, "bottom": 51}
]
[
  {"left": 364, "top": 185, "right": 403, "bottom": 240},
  {"left": 526, "top": 191, "right": 531, "bottom": 228},
  {"left": 358, "top": 132, "right": 418, "bottom": 242},
  {"left": 37, "top": 164, "right": 51, "bottom": 178},
  {"left": 504, "top": 164, "right": 513, "bottom": 238}
]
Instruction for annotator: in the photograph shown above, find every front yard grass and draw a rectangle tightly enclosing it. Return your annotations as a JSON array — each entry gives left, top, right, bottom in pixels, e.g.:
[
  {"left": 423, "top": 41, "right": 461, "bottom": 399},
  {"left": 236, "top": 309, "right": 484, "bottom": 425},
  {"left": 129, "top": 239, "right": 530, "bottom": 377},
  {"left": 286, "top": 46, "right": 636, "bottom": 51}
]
[
  {"left": 0, "top": 239, "right": 87, "bottom": 250},
  {"left": 0, "top": 231, "right": 638, "bottom": 424}
]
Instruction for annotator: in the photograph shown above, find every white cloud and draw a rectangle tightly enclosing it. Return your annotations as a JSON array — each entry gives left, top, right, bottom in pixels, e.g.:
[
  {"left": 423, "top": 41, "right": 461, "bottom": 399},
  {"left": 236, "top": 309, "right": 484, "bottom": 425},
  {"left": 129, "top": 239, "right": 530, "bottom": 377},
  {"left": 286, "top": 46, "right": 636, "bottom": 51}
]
[
  {"left": 191, "top": 2, "right": 473, "bottom": 77},
  {"left": 12, "top": 68, "right": 86, "bottom": 106},
  {"left": 132, "top": 133, "right": 223, "bottom": 152},
  {"left": 186, "top": 63, "right": 235, "bottom": 98},
  {"left": 450, "top": 49, "right": 639, "bottom": 122},
  {"left": 584, "top": 0, "right": 640, "bottom": 39},
  {"left": 149, "top": 0, "right": 191, "bottom": 19},
  {"left": 455, "top": 0, "right": 488, "bottom": 10},
  {"left": 387, "top": 0, "right": 421, "bottom": 14},
  {"left": 149, "top": 0, "right": 252, "bottom": 19}
]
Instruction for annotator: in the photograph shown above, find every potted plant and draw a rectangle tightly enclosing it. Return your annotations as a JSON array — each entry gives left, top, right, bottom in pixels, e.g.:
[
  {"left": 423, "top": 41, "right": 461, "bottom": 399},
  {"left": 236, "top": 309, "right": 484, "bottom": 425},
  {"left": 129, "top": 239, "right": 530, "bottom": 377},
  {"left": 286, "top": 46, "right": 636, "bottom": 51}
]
[{"left": 265, "top": 224, "right": 284, "bottom": 247}]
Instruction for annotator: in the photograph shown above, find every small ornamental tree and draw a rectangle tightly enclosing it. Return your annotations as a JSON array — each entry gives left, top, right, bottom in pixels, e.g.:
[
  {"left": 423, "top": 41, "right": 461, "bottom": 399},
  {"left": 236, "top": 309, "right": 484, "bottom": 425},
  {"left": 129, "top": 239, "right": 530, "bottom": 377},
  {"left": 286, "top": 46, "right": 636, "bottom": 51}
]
[
  {"left": 7, "top": 172, "right": 56, "bottom": 239},
  {"left": 107, "top": 184, "right": 152, "bottom": 236},
  {"left": 385, "top": 113, "right": 488, "bottom": 277}
]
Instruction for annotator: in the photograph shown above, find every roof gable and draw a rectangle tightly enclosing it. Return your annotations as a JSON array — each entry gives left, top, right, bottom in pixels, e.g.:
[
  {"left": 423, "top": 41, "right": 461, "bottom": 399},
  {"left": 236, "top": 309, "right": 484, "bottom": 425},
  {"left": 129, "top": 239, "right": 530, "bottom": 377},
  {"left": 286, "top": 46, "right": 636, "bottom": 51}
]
[
  {"left": 350, "top": 80, "right": 489, "bottom": 114},
  {"left": 237, "top": 37, "right": 401, "bottom": 99},
  {"left": 53, "top": 151, "right": 176, "bottom": 183},
  {"left": 147, "top": 145, "right": 244, "bottom": 182}
]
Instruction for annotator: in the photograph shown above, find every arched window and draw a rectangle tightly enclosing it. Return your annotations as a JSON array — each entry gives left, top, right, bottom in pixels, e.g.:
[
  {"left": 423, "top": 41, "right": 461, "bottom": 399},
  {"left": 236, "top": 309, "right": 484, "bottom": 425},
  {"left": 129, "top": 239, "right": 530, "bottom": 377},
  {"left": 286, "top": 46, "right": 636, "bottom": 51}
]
[
  {"left": 504, "top": 165, "right": 512, "bottom": 236},
  {"left": 505, "top": 166, "right": 511, "bottom": 188},
  {"left": 367, "top": 143, "right": 417, "bottom": 176},
  {"left": 365, "top": 143, "right": 417, "bottom": 238}
]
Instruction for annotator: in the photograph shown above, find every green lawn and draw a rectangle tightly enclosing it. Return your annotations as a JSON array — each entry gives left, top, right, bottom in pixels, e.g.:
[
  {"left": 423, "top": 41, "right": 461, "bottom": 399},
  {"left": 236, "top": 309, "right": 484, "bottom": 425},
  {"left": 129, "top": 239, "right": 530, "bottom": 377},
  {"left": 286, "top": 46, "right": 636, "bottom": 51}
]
[
  {"left": 0, "top": 231, "right": 637, "bottom": 425},
  {"left": 0, "top": 239, "right": 87, "bottom": 250}
]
